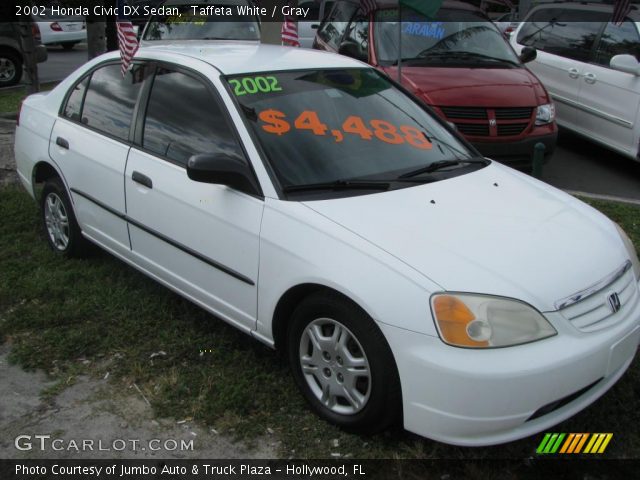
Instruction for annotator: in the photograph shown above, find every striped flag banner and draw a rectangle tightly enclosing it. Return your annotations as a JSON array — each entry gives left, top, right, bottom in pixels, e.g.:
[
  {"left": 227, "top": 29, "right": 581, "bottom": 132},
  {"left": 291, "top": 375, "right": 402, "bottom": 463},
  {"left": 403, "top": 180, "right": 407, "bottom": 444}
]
[
  {"left": 612, "top": 0, "right": 631, "bottom": 25},
  {"left": 536, "top": 433, "right": 613, "bottom": 454},
  {"left": 281, "top": 1, "right": 299, "bottom": 47},
  {"left": 116, "top": 0, "right": 139, "bottom": 77}
]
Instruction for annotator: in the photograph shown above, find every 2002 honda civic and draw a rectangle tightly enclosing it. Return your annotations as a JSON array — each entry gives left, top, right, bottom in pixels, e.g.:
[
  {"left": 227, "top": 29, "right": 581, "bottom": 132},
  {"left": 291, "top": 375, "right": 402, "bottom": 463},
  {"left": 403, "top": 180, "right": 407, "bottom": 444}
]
[{"left": 14, "top": 43, "right": 640, "bottom": 446}]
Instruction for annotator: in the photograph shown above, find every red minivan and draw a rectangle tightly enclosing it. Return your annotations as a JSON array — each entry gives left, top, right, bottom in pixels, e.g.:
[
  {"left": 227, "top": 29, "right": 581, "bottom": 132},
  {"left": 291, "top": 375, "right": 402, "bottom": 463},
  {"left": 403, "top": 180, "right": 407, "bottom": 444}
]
[{"left": 313, "top": 0, "right": 557, "bottom": 170}]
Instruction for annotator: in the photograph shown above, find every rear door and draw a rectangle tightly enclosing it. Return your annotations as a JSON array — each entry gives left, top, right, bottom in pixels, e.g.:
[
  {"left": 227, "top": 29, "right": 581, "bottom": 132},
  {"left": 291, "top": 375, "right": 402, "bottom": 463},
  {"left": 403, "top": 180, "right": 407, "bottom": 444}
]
[
  {"left": 124, "top": 64, "right": 264, "bottom": 332},
  {"left": 576, "top": 20, "right": 640, "bottom": 157},
  {"left": 49, "top": 62, "right": 152, "bottom": 253}
]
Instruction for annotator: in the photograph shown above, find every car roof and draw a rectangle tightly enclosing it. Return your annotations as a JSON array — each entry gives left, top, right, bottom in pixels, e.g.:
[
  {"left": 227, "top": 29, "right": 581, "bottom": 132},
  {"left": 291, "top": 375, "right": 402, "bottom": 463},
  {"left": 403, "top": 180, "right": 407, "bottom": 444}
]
[
  {"left": 527, "top": 1, "right": 640, "bottom": 20},
  {"left": 137, "top": 42, "right": 366, "bottom": 74}
]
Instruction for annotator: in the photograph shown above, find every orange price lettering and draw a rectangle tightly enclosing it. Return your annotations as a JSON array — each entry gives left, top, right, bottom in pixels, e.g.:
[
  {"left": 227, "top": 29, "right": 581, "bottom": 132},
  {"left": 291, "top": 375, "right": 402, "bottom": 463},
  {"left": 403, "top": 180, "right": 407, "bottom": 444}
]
[
  {"left": 294, "top": 110, "right": 328, "bottom": 136},
  {"left": 259, "top": 109, "right": 290, "bottom": 136}
]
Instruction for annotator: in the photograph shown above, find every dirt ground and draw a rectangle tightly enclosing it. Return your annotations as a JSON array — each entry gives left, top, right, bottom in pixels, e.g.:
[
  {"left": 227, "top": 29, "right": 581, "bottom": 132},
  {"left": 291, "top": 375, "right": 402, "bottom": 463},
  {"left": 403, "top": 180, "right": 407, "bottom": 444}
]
[
  {"left": 0, "top": 345, "right": 277, "bottom": 459},
  {"left": 0, "top": 118, "right": 276, "bottom": 460}
]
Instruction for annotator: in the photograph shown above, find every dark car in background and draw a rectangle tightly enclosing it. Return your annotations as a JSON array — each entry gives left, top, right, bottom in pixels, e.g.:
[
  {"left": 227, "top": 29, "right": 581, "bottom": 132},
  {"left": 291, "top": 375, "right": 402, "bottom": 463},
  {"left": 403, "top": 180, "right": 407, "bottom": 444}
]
[
  {"left": 0, "top": 22, "right": 47, "bottom": 87},
  {"left": 314, "top": 0, "right": 557, "bottom": 171}
]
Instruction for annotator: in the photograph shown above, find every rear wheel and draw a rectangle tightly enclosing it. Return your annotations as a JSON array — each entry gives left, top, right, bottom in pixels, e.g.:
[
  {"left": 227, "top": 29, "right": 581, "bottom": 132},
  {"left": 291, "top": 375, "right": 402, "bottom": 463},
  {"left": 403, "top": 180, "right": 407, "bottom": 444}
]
[
  {"left": 0, "top": 50, "right": 22, "bottom": 87},
  {"left": 61, "top": 42, "right": 78, "bottom": 51},
  {"left": 40, "top": 178, "right": 89, "bottom": 257},
  {"left": 288, "top": 291, "right": 401, "bottom": 433}
]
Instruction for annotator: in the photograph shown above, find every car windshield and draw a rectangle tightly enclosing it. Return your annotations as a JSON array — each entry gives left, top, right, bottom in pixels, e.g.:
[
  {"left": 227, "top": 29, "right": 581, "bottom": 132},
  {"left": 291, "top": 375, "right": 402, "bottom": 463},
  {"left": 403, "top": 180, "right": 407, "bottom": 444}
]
[
  {"left": 374, "top": 8, "right": 520, "bottom": 66},
  {"left": 228, "top": 69, "right": 482, "bottom": 196},
  {"left": 143, "top": 5, "right": 260, "bottom": 41}
]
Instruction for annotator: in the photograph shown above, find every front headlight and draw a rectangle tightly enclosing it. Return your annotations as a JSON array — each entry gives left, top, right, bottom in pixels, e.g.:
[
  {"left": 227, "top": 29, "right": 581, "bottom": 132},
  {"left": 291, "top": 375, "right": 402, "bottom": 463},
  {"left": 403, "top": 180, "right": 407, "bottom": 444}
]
[
  {"left": 615, "top": 223, "right": 640, "bottom": 281},
  {"left": 535, "top": 103, "right": 555, "bottom": 125},
  {"left": 431, "top": 293, "right": 556, "bottom": 348}
]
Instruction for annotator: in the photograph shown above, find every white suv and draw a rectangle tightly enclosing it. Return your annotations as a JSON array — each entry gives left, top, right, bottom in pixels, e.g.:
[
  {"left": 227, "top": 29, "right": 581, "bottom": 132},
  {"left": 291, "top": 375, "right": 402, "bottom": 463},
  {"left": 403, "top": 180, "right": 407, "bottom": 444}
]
[{"left": 511, "top": 2, "right": 640, "bottom": 162}]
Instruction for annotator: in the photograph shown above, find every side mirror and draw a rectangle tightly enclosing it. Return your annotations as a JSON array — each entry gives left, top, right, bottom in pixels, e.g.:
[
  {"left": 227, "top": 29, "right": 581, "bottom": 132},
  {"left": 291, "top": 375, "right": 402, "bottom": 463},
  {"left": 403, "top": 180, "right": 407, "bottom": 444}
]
[
  {"left": 519, "top": 46, "right": 537, "bottom": 64},
  {"left": 186, "top": 153, "right": 261, "bottom": 197},
  {"left": 338, "top": 41, "right": 367, "bottom": 62},
  {"left": 610, "top": 54, "right": 640, "bottom": 76}
]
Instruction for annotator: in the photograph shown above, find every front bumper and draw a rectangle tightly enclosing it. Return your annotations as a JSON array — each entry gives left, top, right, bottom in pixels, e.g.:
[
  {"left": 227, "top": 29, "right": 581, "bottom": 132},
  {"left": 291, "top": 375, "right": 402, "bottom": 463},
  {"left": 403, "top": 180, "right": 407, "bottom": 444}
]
[
  {"left": 472, "top": 131, "right": 557, "bottom": 171},
  {"left": 380, "top": 280, "right": 640, "bottom": 446}
]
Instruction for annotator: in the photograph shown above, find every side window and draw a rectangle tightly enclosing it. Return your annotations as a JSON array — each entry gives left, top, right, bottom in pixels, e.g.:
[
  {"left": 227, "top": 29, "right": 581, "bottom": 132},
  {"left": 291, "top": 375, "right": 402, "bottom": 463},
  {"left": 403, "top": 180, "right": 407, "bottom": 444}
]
[
  {"left": 594, "top": 21, "right": 640, "bottom": 67},
  {"left": 63, "top": 76, "right": 89, "bottom": 122},
  {"left": 142, "top": 68, "right": 244, "bottom": 166},
  {"left": 317, "top": 1, "right": 358, "bottom": 49},
  {"left": 343, "top": 12, "right": 369, "bottom": 57},
  {"left": 517, "top": 9, "right": 606, "bottom": 62},
  {"left": 81, "top": 63, "right": 150, "bottom": 141}
]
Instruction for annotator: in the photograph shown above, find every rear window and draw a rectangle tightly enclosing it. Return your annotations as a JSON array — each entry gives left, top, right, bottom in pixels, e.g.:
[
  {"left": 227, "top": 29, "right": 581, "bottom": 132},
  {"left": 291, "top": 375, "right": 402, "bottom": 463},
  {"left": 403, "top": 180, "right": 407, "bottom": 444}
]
[{"left": 143, "top": 4, "right": 260, "bottom": 41}]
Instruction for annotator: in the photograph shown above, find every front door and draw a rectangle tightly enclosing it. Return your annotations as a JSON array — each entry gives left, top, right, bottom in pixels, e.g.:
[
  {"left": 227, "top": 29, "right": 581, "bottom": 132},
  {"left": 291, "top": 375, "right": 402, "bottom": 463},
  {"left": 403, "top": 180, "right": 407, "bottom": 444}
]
[{"left": 124, "top": 65, "right": 264, "bottom": 332}]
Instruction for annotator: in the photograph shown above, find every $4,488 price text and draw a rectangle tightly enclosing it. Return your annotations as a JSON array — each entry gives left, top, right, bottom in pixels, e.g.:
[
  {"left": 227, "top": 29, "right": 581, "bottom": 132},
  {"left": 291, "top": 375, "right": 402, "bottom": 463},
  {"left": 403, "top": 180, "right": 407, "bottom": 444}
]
[{"left": 258, "top": 109, "right": 433, "bottom": 150}]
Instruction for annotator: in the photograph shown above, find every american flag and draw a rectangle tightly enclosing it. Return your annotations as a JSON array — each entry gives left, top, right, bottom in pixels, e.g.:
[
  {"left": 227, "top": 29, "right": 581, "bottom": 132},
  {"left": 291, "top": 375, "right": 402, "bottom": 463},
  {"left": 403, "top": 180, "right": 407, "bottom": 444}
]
[
  {"left": 116, "top": 0, "right": 139, "bottom": 76},
  {"left": 281, "top": 10, "right": 299, "bottom": 47},
  {"left": 361, "top": 0, "right": 377, "bottom": 16},
  {"left": 612, "top": 0, "right": 631, "bottom": 26}
]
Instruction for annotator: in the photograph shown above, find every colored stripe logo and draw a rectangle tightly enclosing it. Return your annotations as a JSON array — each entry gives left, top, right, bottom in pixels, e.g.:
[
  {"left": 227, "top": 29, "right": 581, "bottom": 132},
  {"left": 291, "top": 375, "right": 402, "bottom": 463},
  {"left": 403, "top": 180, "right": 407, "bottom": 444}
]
[{"left": 536, "top": 433, "right": 613, "bottom": 454}]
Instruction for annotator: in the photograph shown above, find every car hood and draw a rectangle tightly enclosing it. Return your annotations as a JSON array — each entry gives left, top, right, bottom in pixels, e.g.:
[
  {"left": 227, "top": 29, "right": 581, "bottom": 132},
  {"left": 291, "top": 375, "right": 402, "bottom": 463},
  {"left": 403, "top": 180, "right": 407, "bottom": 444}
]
[
  {"left": 302, "top": 163, "right": 625, "bottom": 312},
  {"left": 381, "top": 65, "right": 548, "bottom": 107}
]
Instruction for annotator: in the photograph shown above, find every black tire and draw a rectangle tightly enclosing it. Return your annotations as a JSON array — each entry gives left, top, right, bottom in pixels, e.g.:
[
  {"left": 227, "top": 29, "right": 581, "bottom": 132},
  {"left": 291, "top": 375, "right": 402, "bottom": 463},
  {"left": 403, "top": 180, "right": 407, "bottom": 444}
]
[
  {"left": 288, "top": 291, "right": 402, "bottom": 433},
  {"left": 40, "top": 177, "right": 89, "bottom": 258},
  {"left": 0, "top": 49, "right": 23, "bottom": 87},
  {"left": 61, "top": 42, "right": 77, "bottom": 51}
]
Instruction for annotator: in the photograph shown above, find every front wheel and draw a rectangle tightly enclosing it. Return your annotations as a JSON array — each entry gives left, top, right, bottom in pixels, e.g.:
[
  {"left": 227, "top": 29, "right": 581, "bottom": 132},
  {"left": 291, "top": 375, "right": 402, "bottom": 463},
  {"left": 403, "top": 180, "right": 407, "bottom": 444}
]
[
  {"left": 41, "top": 178, "right": 89, "bottom": 257},
  {"left": 288, "top": 291, "right": 401, "bottom": 433}
]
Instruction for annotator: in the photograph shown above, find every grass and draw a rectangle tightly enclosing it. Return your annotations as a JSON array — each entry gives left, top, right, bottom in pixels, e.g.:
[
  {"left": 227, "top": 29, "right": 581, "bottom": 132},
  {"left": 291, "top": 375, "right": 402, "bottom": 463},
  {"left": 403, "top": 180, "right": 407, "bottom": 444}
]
[
  {"left": 0, "top": 184, "right": 639, "bottom": 460},
  {"left": 0, "top": 82, "right": 57, "bottom": 114}
]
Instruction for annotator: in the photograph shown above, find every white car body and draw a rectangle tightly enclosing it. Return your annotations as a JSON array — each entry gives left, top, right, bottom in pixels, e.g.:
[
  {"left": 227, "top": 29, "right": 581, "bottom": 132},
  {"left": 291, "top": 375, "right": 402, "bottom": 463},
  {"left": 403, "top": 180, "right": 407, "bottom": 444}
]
[
  {"left": 511, "top": 3, "right": 640, "bottom": 162},
  {"left": 14, "top": 43, "right": 640, "bottom": 446},
  {"left": 35, "top": 18, "right": 86, "bottom": 47}
]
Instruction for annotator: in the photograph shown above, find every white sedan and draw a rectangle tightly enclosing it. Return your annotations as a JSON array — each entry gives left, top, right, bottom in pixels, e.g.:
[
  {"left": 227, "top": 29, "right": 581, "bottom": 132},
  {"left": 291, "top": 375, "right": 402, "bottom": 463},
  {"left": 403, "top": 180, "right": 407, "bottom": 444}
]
[
  {"left": 34, "top": 14, "right": 86, "bottom": 50},
  {"left": 14, "top": 43, "right": 640, "bottom": 446}
]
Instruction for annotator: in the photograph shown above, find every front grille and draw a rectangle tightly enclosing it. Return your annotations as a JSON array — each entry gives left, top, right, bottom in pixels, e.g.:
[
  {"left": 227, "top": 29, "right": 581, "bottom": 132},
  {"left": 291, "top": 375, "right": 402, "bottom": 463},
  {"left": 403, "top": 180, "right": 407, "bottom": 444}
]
[
  {"left": 440, "top": 106, "right": 488, "bottom": 119},
  {"left": 497, "top": 123, "right": 529, "bottom": 136},
  {"left": 494, "top": 107, "right": 533, "bottom": 120},
  {"left": 439, "top": 106, "right": 534, "bottom": 138},
  {"left": 455, "top": 123, "right": 490, "bottom": 136},
  {"left": 558, "top": 263, "right": 638, "bottom": 333}
]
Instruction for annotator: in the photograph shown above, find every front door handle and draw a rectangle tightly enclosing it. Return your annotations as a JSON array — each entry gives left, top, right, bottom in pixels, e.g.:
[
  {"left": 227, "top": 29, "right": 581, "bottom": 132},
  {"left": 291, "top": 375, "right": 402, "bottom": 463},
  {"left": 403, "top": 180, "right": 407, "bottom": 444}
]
[
  {"left": 568, "top": 68, "right": 580, "bottom": 79},
  {"left": 132, "top": 171, "right": 153, "bottom": 189},
  {"left": 584, "top": 72, "right": 597, "bottom": 84},
  {"left": 56, "top": 137, "right": 69, "bottom": 149}
]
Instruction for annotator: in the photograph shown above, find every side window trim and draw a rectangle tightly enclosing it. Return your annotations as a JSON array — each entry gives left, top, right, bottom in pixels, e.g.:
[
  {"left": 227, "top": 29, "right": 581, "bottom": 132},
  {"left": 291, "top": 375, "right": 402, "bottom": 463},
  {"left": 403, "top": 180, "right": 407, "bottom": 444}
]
[
  {"left": 58, "top": 60, "right": 152, "bottom": 146},
  {"left": 131, "top": 59, "right": 265, "bottom": 199}
]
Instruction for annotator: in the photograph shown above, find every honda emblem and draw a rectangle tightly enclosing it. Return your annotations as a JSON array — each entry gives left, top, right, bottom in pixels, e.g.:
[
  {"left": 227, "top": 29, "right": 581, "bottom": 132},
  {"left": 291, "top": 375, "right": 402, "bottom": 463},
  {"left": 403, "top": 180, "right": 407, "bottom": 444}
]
[{"left": 607, "top": 292, "right": 621, "bottom": 313}]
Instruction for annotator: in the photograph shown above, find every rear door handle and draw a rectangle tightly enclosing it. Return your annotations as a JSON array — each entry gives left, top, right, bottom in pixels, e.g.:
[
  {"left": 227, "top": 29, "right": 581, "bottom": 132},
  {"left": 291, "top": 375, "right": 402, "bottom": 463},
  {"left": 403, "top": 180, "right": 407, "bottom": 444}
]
[
  {"left": 568, "top": 68, "right": 580, "bottom": 79},
  {"left": 56, "top": 137, "right": 69, "bottom": 149},
  {"left": 584, "top": 72, "right": 597, "bottom": 84},
  {"left": 132, "top": 171, "right": 153, "bottom": 189}
]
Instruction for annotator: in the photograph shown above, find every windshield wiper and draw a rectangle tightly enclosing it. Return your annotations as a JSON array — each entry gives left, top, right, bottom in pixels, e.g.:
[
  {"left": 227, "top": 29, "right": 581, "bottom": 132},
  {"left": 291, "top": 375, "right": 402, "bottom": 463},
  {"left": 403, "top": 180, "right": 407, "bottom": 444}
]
[
  {"left": 283, "top": 179, "right": 391, "bottom": 194},
  {"left": 398, "top": 158, "right": 490, "bottom": 179}
]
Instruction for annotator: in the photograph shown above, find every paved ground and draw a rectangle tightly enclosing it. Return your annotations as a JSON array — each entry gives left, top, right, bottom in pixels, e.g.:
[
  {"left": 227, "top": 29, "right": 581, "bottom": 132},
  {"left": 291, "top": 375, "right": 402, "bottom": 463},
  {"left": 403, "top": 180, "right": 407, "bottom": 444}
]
[
  {"left": 547, "top": 129, "right": 640, "bottom": 202},
  {"left": 33, "top": 44, "right": 89, "bottom": 85}
]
